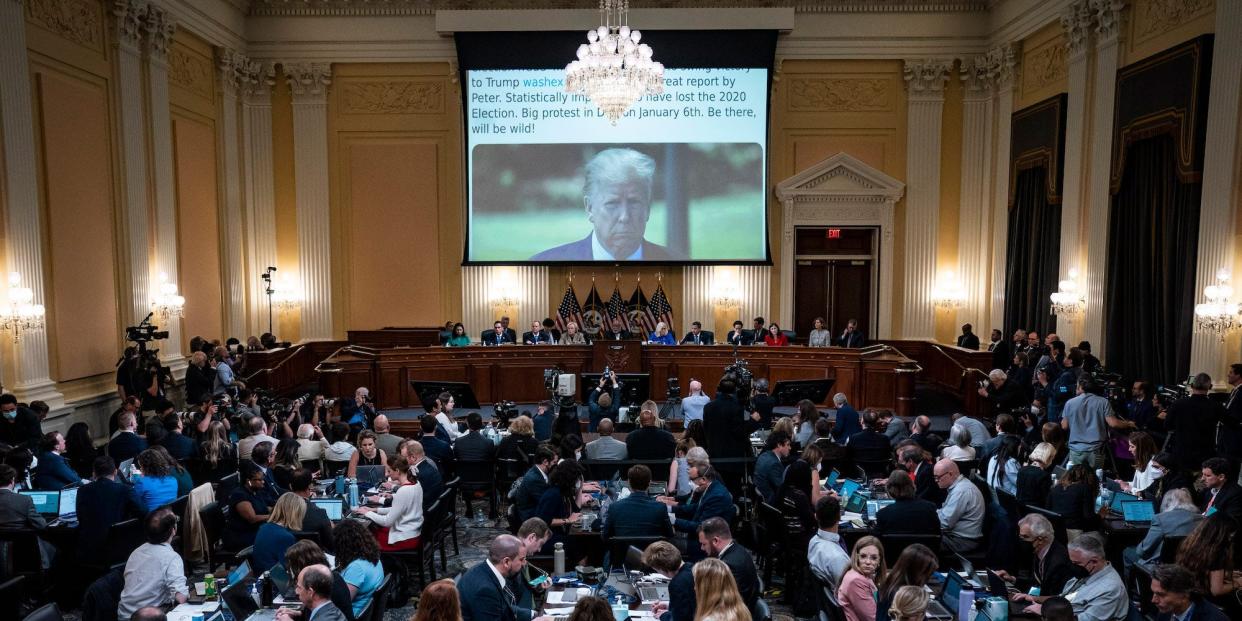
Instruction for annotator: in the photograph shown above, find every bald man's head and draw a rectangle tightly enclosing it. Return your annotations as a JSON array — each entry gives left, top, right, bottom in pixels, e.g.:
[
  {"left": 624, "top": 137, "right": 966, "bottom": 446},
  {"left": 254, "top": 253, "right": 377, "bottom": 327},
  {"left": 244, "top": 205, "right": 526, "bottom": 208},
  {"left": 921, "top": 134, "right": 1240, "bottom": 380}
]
[
  {"left": 488, "top": 534, "right": 528, "bottom": 577},
  {"left": 933, "top": 459, "right": 959, "bottom": 489},
  {"left": 598, "top": 419, "right": 615, "bottom": 435},
  {"left": 373, "top": 415, "right": 389, "bottom": 433},
  {"left": 689, "top": 380, "right": 703, "bottom": 395}
]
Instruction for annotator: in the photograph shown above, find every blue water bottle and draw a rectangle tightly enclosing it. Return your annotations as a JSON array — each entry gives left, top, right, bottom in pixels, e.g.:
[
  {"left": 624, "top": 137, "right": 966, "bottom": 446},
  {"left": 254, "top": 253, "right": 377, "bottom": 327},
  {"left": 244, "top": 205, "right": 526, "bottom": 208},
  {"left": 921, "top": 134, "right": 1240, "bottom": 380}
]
[{"left": 348, "top": 479, "right": 360, "bottom": 508}]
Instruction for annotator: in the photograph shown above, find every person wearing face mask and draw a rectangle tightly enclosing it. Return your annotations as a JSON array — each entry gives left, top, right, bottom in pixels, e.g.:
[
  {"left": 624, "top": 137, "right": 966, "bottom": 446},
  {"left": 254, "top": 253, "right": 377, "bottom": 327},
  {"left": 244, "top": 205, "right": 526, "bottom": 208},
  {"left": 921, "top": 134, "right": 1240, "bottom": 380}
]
[
  {"left": 996, "top": 513, "right": 1073, "bottom": 599},
  {"left": 532, "top": 461, "right": 591, "bottom": 556},
  {"left": 1123, "top": 488, "right": 1202, "bottom": 580},
  {"left": 0, "top": 394, "right": 42, "bottom": 451},
  {"left": 1140, "top": 452, "right": 1192, "bottom": 510},
  {"left": 1019, "top": 533, "right": 1127, "bottom": 621}
]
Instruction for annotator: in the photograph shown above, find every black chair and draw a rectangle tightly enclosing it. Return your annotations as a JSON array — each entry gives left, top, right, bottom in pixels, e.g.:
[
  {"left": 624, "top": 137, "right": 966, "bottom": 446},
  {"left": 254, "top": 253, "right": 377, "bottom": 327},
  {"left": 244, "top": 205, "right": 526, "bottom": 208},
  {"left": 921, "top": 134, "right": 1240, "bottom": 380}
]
[
  {"left": 21, "top": 602, "right": 62, "bottom": 621},
  {"left": 0, "top": 527, "right": 42, "bottom": 582},
  {"left": 293, "top": 531, "right": 322, "bottom": 546},
  {"left": 1022, "top": 504, "right": 1069, "bottom": 545},
  {"left": 877, "top": 533, "right": 942, "bottom": 566},
  {"left": 197, "top": 501, "right": 237, "bottom": 570},
  {"left": 105, "top": 519, "right": 145, "bottom": 567},
  {"left": 496, "top": 457, "right": 524, "bottom": 498},
  {"left": 0, "top": 576, "right": 23, "bottom": 621},
  {"left": 954, "top": 459, "right": 980, "bottom": 478},
  {"left": 456, "top": 459, "right": 499, "bottom": 519},
  {"left": 381, "top": 541, "right": 434, "bottom": 604},
  {"left": 80, "top": 567, "right": 123, "bottom": 621},
  {"left": 301, "top": 459, "right": 322, "bottom": 473},
  {"left": 1159, "top": 535, "right": 1185, "bottom": 563},
  {"left": 605, "top": 536, "right": 667, "bottom": 572},
  {"left": 359, "top": 573, "right": 395, "bottom": 621},
  {"left": 323, "top": 460, "right": 350, "bottom": 477},
  {"left": 215, "top": 472, "right": 240, "bottom": 503}
]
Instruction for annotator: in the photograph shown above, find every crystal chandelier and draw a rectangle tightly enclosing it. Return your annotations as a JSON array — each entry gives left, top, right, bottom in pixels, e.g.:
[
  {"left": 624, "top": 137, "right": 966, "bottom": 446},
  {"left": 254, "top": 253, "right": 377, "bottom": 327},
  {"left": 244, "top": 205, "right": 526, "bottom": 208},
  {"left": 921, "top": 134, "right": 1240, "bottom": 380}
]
[
  {"left": 272, "top": 274, "right": 302, "bottom": 313},
  {"left": 931, "top": 271, "right": 965, "bottom": 310},
  {"left": 0, "top": 272, "right": 46, "bottom": 343},
  {"left": 1194, "top": 270, "right": 1242, "bottom": 340},
  {"left": 1049, "top": 268, "right": 1085, "bottom": 319},
  {"left": 565, "top": 0, "right": 664, "bottom": 124},
  {"left": 151, "top": 272, "right": 185, "bottom": 319}
]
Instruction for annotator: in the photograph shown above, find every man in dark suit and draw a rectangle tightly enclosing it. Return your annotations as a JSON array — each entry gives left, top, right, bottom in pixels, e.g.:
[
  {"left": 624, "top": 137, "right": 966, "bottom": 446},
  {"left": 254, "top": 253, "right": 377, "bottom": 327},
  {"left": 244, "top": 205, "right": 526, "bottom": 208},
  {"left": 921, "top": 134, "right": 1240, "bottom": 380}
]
[
  {"left": 846, "top": 410, "right": 892, "bottom": 456},
  {"left": 499, "top": 317, "right": 518, "bottom": 343},
  {"left": 75, "top": 457, "right": 143, "bottom": 565},
  {"left": 292, "top": 564, "right": 349, "bottom": 621},
  {"left": 33, "top": 431, "right": 80, "bottom": 490},
  {"left": 659, "top": 467, "right": 735, "bottom": 558},
  {"left": 0, "top": 394, "right": 42, "bottom": 450},
  {"left": 403, "top": 441, "right": 443, "bottom": 511},
  {"left": 459, "top": 535, "right": 541, "bottom": 621},
  {"left": 837, "top": 318, "right": 866, "bottom": 348},
  {"left": 748, "top": 379, "right": 776, "bottom": 431},
  {"left": 625, "top": 410, "right": 676, "bottom": 460},
  {"left": 898, "top": 445, "right": 946, "bottom": 505},
  {"left": 831, "top": 393, "right": 862, "bottom": 442},
  {"left": 875, "top": 469, "right": 940, "bottom": 536},
  {"left": 514, "top": 448, "right": 556, "bottom": 521},
  {"left": 529, "top": 148, "right": 684, "bottom": 261},
  {"left": 159, "top": 413, "right": 198, "bottom": 462},
  {"left": 1199, "top": 457, "right": 1242, "bottom": 522},
  {"left": 1151, "top": 563, "right": 1230, "bottom": 621},
  {"left": 957, "top": 324, "right": 980, "bottom": 350},
  {"left": 283, "top": 469, "right": 334, "bottom": 554},
  {"left": 698, "top": 517, "right": 761, "bottom": 615},
  {"left": 419, "top": 416, "right": 454, "bottom": 473},
  {"left": 510, "top": 519, "right": 553, "bottom": 621},
  {"left": 521, "top": 321, "right": 555, "bottom": 345},
  {"left": 679, "top": 321, "right": 714, "bottom": 345},
  {"left": 997, "top": 513, "right": 1072, "bottom": 597},
  {"left": 987, "top": 329, "right": 1011, "bottom": 372},
  {"left": 752, "top": 431, "right": 791, "bottom": 504},
  {"left": 643, "top": 542, "right": 695, "bottom": 621},
  {"left": 603, "top": 465, "right": 674, "bottom": 539},
  {"left": 725, "top": 321, "right": 748, "bottom": 346},
  {"left": 1167, "top": 374, "right": 1225, "bottom": 473},
  {"left": 484, "top": 321, "right": 513, "bottom": 346},
  {"left": 1219, "top": 363, "right": 1242, "bottom": 461},
  {"left": 454, "top": 413, "right": 497, "bottom": 463},
  {"left": 107, "top": 411, "right": 147, "bottom": 464}
]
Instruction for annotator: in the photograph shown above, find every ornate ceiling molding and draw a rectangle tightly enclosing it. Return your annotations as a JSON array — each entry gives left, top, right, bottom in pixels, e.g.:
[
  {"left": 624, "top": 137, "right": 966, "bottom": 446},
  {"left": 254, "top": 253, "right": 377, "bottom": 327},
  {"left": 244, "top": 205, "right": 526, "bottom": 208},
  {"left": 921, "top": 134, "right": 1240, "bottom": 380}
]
[
  {"left": 246, "top": 0, "right": 988, "bottom": 18},
  {"left": 283, "top": 62, "right": 332, "bottom": 98},
  {"left": 903, "top": 58, "right": 953, "bottom": 95},
  {"left": 143, "top": 4, "right": 177, "bottom": 58}
]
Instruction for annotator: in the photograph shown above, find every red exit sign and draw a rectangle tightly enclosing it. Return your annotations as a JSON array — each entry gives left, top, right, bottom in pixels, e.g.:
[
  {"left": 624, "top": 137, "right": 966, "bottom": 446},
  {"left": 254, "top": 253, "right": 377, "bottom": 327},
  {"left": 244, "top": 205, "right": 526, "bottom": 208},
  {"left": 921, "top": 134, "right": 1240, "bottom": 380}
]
[{"left": 826, "top": 228, "right": 842, "bottom": 239}]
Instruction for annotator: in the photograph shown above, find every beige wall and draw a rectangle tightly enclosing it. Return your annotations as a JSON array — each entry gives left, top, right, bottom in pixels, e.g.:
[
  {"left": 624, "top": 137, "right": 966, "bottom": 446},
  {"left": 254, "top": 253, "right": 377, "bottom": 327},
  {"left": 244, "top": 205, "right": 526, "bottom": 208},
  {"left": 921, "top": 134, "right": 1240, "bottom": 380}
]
[{"left": 270, "top": 71, "right": 302, "bottom": 342}]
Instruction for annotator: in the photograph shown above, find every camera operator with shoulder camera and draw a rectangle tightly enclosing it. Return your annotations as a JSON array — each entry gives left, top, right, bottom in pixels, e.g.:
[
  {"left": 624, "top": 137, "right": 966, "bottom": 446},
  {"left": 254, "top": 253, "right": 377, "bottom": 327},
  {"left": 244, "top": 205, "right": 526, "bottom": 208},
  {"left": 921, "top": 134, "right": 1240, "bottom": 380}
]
[
  {"left": 211, "top": 345, "right": 245, "bottom": 397},
  {"left": 587, "top": 369, "right": 621, "bottom": 433}
]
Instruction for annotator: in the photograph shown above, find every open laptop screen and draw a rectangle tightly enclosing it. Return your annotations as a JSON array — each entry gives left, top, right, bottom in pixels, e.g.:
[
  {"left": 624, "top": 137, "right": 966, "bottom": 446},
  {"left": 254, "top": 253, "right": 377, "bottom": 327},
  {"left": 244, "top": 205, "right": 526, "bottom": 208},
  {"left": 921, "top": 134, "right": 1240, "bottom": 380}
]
[
  {"left": 1121, "top": 500, "right": 1155, "bottom": 523},
  {"left": 20, "top": 490, "right": 58, "bottom": 516},
  {"left": 310, "top": 498, "right": 345, "bottom": 521},
  {"left": 59, "top": 487, "right": 78, "bottom": 517}
]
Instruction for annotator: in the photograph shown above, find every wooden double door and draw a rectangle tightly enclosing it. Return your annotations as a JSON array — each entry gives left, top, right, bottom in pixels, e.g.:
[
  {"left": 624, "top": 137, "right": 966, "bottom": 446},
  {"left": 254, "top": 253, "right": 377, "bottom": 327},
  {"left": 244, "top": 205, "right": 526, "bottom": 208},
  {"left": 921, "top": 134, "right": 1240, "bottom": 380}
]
[{"left": 792, "top": 226, "right": 877, "bottom": 340}]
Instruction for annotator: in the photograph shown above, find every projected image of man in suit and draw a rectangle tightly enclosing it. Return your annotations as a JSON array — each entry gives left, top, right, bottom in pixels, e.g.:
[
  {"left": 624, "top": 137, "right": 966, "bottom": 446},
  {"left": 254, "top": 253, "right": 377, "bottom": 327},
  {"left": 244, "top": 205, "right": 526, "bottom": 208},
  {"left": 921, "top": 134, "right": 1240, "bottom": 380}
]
[{"left": 530, "top": 148, "right": 683, "bottom": 261}]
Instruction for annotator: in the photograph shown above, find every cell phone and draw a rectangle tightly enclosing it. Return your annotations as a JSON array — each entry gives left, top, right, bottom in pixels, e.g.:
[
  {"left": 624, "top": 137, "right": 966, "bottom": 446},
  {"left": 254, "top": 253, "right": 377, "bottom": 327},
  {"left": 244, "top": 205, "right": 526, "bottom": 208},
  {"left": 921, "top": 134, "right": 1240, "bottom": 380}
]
[{"left": 529, "top": 574, "right": 549, "bottom": 587}]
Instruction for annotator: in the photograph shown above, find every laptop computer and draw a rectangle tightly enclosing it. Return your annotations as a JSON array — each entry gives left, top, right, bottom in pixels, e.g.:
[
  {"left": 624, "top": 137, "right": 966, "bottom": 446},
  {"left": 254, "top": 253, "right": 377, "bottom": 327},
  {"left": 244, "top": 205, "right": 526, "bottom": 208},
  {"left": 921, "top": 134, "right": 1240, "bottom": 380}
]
[
  {"left": 227, "top": 560, "right": 252, "bottom": 588},
  {"left": 118, "top": 458, "right": 136, "bottom": 482},
  {"left": 939, "top": 570, "right": 969, "bottom": 614},
  {"left": 1108, "top": 491, "right": 1141, "bottom": 515},
  {"left": 823, "top": 469, "right": 841, "bottom": 490},
  {"left": 310, "top": 498, "right": 346, "bottom": 521},
  {"left": 843, "top": 492, "right": 867, "bottom": 515},
  {"left": 622, "top": 546, "right": 668, "bottom": 602},
  {"left": 221, "top": 578, "right": 257, "bottom": 620},
  {"left": 1121, "top": 499, "right": 1156, "bottom": 524},
  {"left": 355, "top": 465, "right": 387, "bottom": 490},
  {"left": 20, "top": 490, "right": 59, "bottom": 518},
  {"left": 838, "top": 479, "right": 862, "bottom": 498},
  {"left": 267, "top": 564, "right": 297, "bottom": 601}
]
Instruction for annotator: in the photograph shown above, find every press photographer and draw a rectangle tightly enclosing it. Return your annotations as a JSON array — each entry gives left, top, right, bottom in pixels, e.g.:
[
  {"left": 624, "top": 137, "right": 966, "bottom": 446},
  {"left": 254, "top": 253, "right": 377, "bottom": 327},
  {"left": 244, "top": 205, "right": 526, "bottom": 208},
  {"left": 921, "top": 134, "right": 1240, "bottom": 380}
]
[
  {"left": 116, "top": 317, "right": 175, "bottom": 412},
  {"left": 211, "top": 344, "right": 245, "bottom": 397},
  {"left": 586, "top": 368, "right": 621, "bottom": 433}
]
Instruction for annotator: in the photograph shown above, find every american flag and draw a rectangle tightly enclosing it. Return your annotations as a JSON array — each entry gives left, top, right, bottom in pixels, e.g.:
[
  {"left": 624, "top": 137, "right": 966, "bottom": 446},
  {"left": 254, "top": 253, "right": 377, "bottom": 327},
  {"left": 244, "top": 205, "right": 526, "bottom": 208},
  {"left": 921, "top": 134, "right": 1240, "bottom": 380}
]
[
  {"left": 554, "top": 283, "right": 583, "bottom": 333},
  {"left": 581, "top": 283, "right": 606, "bottom": 337},
  {"left": 628, "top": 284, "right": 652, "bottom": 335},
  {"left": 605, "top": 284, "right": 627, "bottom": 336},
  {"left": 648, "top": 283, "right": 673, "bottom": 331}
]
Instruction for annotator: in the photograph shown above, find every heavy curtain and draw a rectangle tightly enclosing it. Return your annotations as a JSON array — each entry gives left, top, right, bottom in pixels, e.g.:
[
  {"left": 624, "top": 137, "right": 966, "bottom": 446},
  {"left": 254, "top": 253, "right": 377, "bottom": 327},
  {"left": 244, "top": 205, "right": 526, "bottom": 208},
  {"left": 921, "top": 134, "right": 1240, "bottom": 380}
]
[
  {"left": 1104, "top": 135, "right": 1200, "bottom": 386},
  {"left": 1004, "top": 166, "right": 1061, "bottom": 339}
]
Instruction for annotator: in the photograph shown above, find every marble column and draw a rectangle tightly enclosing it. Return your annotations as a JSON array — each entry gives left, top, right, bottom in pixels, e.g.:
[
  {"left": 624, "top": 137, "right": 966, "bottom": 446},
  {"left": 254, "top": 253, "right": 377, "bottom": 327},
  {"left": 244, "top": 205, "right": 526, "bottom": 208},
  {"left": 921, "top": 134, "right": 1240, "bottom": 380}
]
[
  {"left": 987, "top": 44, "right": 1017, "bottom": 333},
  {"left": 241, "top": 61, "right": 278, "bottom": 338},
  {"left": 1082, "top": 0, "right": 1126, "bottom": 359},
  {"left": 958, "top": 54, "right": 996, "bottom": 334},
  {"left": 902, "top": 59, "right": 952, "bottom": 339},
  {"left": 1054, "top": 0, "right": 1094, "bottom": 344},
  {"left": 112, "top": 0, "right": 151, "bottom": 326},
  {"left": 284, "top": 63, "right": 335, "bottom": 341},
  {"left": 1189, "top": 0, "right": 1242, "bottom": 377},
  {"left": 217, "top": 49, "right": 248, "bottom": 341},
  {"left": 143, "top": 5, "right": 185, "bottom": 375},
  {"left": 0, "top": 0, "right": 63, "bottom": 406}
]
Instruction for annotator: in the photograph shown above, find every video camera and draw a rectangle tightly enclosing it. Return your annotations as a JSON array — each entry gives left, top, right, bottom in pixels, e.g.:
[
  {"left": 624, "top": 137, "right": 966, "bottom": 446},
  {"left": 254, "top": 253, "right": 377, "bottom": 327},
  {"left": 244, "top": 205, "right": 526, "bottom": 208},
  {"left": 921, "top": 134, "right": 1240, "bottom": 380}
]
[
  {"left": 123, "top": 312, "right": 173, "bottom": 388},
  {"left": 494, "top": 401, "right": 518, "bottom": 428}
]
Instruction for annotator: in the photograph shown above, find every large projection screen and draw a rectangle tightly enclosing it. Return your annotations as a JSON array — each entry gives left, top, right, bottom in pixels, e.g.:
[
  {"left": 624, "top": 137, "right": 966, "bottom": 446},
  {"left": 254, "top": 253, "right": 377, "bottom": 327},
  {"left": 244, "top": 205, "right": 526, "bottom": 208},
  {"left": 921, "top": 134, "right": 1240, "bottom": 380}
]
[{"left": 457, "top": 31, "right": 776, "bottom": 266}]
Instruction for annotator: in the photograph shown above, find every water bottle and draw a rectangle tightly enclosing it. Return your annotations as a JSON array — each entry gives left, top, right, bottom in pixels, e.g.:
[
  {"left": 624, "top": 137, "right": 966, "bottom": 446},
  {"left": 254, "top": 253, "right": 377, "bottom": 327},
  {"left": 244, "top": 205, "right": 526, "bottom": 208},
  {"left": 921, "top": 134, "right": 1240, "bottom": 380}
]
[
  {"left": 957, "top": 583, "right": 975, "bottom": 621},
  {"left": 475, "top": 507, "right": 486, "bottom": 526},
  {"left": 554, "top": 542, "right": 566, "bottom": 575},
  {"left": 334, "top": 474, "right": 345, "bottom": 497},
  {"left": 348, "top": 479, "right": 360, "bottom": 509}
]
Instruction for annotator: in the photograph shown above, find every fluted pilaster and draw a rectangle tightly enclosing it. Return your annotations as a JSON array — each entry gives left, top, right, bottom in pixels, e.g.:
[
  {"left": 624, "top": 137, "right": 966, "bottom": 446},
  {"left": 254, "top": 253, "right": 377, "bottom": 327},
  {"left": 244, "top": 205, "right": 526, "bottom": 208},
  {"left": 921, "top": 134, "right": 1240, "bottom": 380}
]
[
  {"left": 957, "top": 51, "right": 1000, "bottom": 334},
  {"left": 0, "top": 0, "right": 63, "bottom": 405},
  {"left": 217, "top": 49, "right": 249, "bottom": 341},
  {"left": 112, "top": 0, "right": 151, "bottom": 327},
  {"left": 242, "top": 61, "right": 278, "bottom": 338},
  {"left": 1189, "top": 0, "right": 1242, "bottom": 377},
  {"left": 143, "top": 4, "right": 185, "bottom": 374},
  {"left": 988, "top": 45, "right": 1018, "bottom": 333},
  {"left": 285, "top": 62, "right": 335, "bottom": 341},
  {"left": 461, "top": 267, "right": 548, "bottom": 343},
  {"left": 1054, "top": 0, "right": 1094, "bottom": 344},
  {"left": 1082, "top": 0, "right": 1126, "bottom": 358},
  {"left": 902, "top": 58, "right": 951, "bottom": 339}
]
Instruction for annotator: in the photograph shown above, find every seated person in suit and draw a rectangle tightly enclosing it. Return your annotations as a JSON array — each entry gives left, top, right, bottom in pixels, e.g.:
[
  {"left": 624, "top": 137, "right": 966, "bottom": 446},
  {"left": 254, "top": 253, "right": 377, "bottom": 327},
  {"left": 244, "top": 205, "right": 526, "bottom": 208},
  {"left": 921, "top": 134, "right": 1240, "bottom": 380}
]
[
  {"left": 1150, "top": 563, "right": 1231, "bottom": 621},
  {"left": 484, "top": 321, "right": 513, "bottom": 346},
  {"left": 514, "top": 447, "right": 556, "bottom": 521},
  {"left": 679, "top": 321, "right": 713, "bottom": 345},
  {"left": 752, "top": 430, "right": 791, "bottom": 504},
  {"left": 529, "top": 148, "right": 684, "bottom": 261},
  {"left": 1199, "top": 457, "right": 1242, "bottom": 522},
  {"left": 957, "top": 323, "right": 981, "bottom": 350},
  {"left": 837, "top": 318, "right": 866, "bottom": 348},
  {"left": 994, "top": 513, "right": 1073, "bottom": 598},
  {"left": 644, "top": 541, "right": 696, "bottom": 621},
  {"left": 286, "top": 564, "right": 350, "bottom": 621},
  {"left": 510, "top": 519, "right": 554, "bottom": 621},
  {"left": 33, "top": 431, "right": 80, "bottom": 490},
  {"left": 159, "top": 412, "right": 198, "bottom": 462},
  {"left": 418, "top": 415, "right": 455, "bottom": 472},
  {"left": 847, "top": 409, "right": 893, "bottom": 456},
  {"left": 559, "top": 321, "right": 588, "bottom": 345},
  {"left": 224, "top": 462, "right": 275, "bottom": 552},
  {"left": 289, "top": 468, "right": 335, "bottom": 553},
  {"left": 584, "top": 418, "right": 628, "bottom": 460},
  {"left": 77, "top": 456, "right": 143, "bottom": 565},
  {"left": 453, "top": 412, "right": 497, "bottom": 463},
  {"left": 657, "top": 466, "right": 735, "bottom": 558},
  {"left": 399, "top": 440, "right": 443, "bottom": 510},
  {"left": 725, "top": 320, "right": 747, "bottom": 346},
  {"left": 697, "top": 517, "right": 761, "bottom": 616},
  {"left": 458, "top": 534, "right": 553, "bottom": 621},
  {"left": 522, "top": 321, "right": 555, "bottom": 345},
  {"left": 875, "top": 469, "right": 940, "bottom": 536},
  {"left": 762, "top": 323, "right": 790, "bottom": 347},
  {"left": 647, "top": 322, "right": 677, "bottom": 345},
  {"left": 108, "top": 411, "right": 148, "bottom": 464},
  {"left": 625, "top": 410, "right": 676, "bottom": 461},
  {"left": 602, "top": 465, "right": 674, "bottom": 539},
  {"left": 1124, "top": 488, "right": 1201, "bottom": 577}
]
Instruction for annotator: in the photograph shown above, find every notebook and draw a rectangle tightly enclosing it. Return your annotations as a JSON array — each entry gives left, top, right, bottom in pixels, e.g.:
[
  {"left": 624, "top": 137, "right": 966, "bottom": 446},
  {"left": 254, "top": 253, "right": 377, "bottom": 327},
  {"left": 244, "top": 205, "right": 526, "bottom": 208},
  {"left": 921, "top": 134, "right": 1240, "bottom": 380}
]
[{"left": 20, "top": 490, "right": 59, "bottom": 517}]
